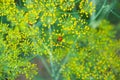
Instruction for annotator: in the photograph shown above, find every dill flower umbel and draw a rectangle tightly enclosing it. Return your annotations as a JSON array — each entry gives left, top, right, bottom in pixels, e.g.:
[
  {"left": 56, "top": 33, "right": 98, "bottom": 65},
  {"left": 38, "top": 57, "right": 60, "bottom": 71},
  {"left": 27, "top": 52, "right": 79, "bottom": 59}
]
[{"left": 0, "top": 0, "right": 120, "bottom": 80}]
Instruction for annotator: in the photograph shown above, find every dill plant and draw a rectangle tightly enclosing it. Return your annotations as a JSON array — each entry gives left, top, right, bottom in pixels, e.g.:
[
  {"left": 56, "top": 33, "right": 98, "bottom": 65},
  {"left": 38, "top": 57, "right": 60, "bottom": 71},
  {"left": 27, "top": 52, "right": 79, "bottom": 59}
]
[{"left": 0, "top": 0, "right": 120, "bottom": 80}]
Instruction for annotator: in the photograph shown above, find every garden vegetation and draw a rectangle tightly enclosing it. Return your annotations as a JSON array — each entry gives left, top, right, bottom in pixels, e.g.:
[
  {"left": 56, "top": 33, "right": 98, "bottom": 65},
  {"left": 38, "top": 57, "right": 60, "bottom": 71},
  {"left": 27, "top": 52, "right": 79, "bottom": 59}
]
[{"left": 0, "top": 0, "right": 120, "bottom": 80}]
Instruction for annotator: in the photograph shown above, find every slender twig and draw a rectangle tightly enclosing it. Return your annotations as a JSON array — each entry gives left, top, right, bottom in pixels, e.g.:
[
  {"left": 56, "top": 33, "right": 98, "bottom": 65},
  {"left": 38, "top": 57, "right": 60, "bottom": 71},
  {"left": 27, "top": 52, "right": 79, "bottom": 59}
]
[
  {"left": 31, "top": 38, "right": 52, "bottom": 76},
  {"left": 55, "top": 31, "right": 81, "bottom": 80},
  {"left": 48, "top": 25, "right": 55, "bottom": 79},
  {"left": 93, "top": 0, "right": 107, "bottom": 20},
  {"left": 111, "top": 10, "right": 120, "bottom": 18},
  {"left": 96, "top": 0, "right": 107, "bottom": 18},
  {"left": 38, "top": 56, "right": 51, "bottom": 76}
]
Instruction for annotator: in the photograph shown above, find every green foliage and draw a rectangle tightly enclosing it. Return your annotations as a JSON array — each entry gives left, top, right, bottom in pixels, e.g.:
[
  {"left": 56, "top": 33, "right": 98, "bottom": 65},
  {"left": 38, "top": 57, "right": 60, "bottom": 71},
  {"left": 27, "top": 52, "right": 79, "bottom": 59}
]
[{"left": 0, "top": 0, "right": 120, "bottom": 80}]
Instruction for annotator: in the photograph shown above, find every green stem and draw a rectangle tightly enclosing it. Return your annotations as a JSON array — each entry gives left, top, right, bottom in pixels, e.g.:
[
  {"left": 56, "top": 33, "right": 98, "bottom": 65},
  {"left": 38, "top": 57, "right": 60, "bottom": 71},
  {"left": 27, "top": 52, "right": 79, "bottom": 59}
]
[
  {"left": 93, "top": 0, "right": 107, "bottom": 20},
  {"left": 38, "top": 56, "right": 51, "bottom": 76},
  {"left": 42, "top": 42, "right": 55, "bottom": 78},
  {"left": 111, "top": 10, "right": 120, "bottom": 18},
  {"left": 55, "top": 35, "right": 80, "bottom": 80},
  {"left": 48, "top": 25, "right": 55, "bottom": 79},
  {"left": 32, "top": 38, "right": 52, "bottom": 77}
]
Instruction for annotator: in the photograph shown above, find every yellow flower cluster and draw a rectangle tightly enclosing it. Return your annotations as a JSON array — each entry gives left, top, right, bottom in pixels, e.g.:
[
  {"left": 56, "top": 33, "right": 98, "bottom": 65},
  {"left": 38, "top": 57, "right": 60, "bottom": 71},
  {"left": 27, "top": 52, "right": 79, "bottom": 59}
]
[
  {"left": 25, "top": 9, "right": 39, "bottom": 25},
  {"left": 0, "top": 0, "right": 119, "bottom": 80},
  {"left": 59, "top": 20, "right": 120, "bottom": 80},
  {"left": 0, "top": 23, "right": 41, "bottom": 79},
  {"left": 60, "top": 0, "right": 75, "bottom": 11},
  {"left": 79, "top": 0, "right": 95, "bottom": 17},
  {"left": 41, "top": 2, "right": 57, "bottom": 26},
  {"left": 58, "top": 14, "right": 77, "bottom": 31}
]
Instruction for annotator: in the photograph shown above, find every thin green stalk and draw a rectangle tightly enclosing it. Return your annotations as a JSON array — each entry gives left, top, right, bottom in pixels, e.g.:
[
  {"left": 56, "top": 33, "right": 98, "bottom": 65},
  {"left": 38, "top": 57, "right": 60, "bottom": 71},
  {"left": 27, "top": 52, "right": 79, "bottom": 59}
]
[
  {"left": 111, "top": 10, "right": 120, "bottom": 18},
  {"left": 38, "top": 56, "right": 51, "bottom": 76},
  {"left": 41, "top": 42, "right": 55, "bottom": 77},
  {"left": 48, "top": 25, "right": 55, "bottom": 79},
  {"left": 31, "top": 38, "right": 52, "bottom": 77},
  {"left": 55, "top": 35, "right": 80, "bottom": 80},
  {"left": 93, "top": 0, "right": 107, "bottom": 20}
]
